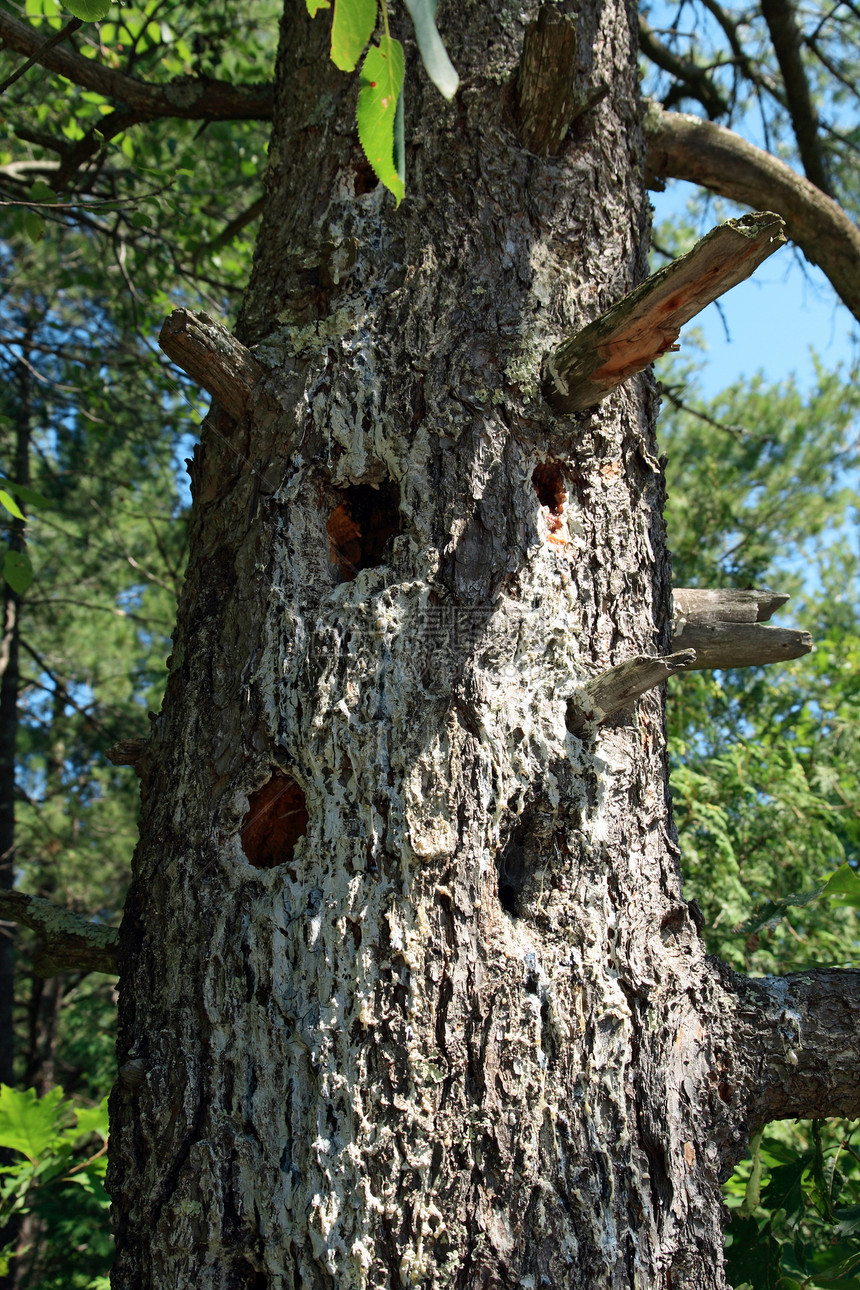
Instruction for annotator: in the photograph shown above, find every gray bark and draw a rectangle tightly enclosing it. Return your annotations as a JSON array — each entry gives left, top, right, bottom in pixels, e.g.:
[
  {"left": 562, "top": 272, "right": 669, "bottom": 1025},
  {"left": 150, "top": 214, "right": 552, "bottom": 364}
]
[{"left": 108, "top": 2, "right": 860, "bottom": 1287}]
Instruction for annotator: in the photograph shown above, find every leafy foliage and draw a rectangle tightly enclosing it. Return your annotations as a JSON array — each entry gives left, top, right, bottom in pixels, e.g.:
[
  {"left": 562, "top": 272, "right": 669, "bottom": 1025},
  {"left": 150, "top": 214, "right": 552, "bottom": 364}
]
[
  {"left": 307, "top": 0, "right": 456, "bottom": 199},
  {"left": 660, "top": 352, "right": 860, "bottom": 1284},
  {"left": 0, "top": 1084, "right": 110, "bottom": 1285}
]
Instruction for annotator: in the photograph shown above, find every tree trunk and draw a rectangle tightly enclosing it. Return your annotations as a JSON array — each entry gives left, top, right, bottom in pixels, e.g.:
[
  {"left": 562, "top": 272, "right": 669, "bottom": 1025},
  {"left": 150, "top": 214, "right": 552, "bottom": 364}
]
[{"left": 108, "top": 2, "right": 860, "bottom": 1287}]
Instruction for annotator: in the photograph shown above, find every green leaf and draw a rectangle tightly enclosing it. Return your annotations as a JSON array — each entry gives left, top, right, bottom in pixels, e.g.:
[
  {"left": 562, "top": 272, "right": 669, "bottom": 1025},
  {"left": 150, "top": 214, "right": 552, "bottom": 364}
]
[
  {"left": 3, "top": 549, "right": 34, "bottom": 594},
  {"left": 402, "top": 0, "right": 458, "bottom": 99},
  {"left": 27, "top": 180, "right": 57, "bottom": 205},
  {"left": 72, "top": 1097, "right": 109, "bottom": 1141},
  {"left": 23, "top": 211, "right": 44, "bottom": 244},
  {"left": 821, "top": 862, "right": 860, "bottom": 907},
  {"left": 356, "top": 38, "right": 405, "bottom": 204},
  {"left": 0, "top": 493, "right": 25, "bottom": 522},
  {"left": 63, "top": 0, "right": 111, "bottom": 19},
  {"left": 0, "top": 481, "right": 50, "bottom": 510},
  {"left": 306, "top": 0, "right": 330, "bottom": 14},
  {"left": 330, "top": 0, "right": 376, "bottom": 72},
  {"left": 0, "top": 1087, "right": 68, "bottom": 1162}
]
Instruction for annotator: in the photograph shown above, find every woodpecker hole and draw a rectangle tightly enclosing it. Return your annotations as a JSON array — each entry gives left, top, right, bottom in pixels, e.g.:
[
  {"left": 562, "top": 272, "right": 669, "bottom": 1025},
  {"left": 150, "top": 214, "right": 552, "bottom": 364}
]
[
  {"left": 353, "top": 160, "right": 379, "bottom": 196},
  {"left": 498, "top": 822, "right": 528, "bottom": 916},
  {"left": 532, "top": 463, "right": 567, "bottom": 535},
  {"left": 241, "top": 774, "right": 308, "bottom": 869},
  {"left": 327, "top": 482, "right": 402, "bottom": 581}
]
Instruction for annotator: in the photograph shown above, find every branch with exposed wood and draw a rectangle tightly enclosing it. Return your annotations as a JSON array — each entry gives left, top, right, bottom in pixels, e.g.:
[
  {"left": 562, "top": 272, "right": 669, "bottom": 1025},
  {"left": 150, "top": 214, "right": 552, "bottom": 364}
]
[
  {"left": 542, "top": 212, "right": 786, "bottom": 414},
  {"left": 568, "top": 587, "right": 811, "bottom": 730},
  {"left": 567, "top": 650, "right": 697, "bottom": 731},
  {"left": 0, "top": 890, "right": 118, "bottom": 976},
  {"left": 643, "top": 104, "right": 860, "bottom": 324},
  {"left": 159, "top": 309, "right": 267, "bottom": 421}
]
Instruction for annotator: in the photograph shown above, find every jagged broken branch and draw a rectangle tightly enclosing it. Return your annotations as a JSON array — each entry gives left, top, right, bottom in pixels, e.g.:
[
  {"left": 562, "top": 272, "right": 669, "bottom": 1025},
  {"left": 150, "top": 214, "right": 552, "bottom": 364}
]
[
  {"left": 0, "top": 890, "right": 118, "bottom": 976},
  {"left": 643, "top": 104, "right": 860, "bottom": 324},
  {"left": 568, "top": 587, "right": 811, "bottom": 730},
  {"left": 673, "top": 586, "right": 812, "bottom": 669},
  {"left": 543, "top": 212, "right": 786, "bottom": 414},
  {"left": 567, "top": 650, "right": 697, "bottom": 731}
]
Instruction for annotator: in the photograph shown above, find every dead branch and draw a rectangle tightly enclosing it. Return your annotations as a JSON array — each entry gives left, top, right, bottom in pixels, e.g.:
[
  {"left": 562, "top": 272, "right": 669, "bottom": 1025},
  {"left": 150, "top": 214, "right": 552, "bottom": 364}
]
[{"left": 543, "top": 212, "right": 786, "bottom": 414}]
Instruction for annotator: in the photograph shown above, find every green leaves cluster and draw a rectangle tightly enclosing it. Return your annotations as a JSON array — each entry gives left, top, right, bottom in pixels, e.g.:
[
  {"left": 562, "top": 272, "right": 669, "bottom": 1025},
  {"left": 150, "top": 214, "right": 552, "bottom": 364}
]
[
  {"left": 0, "top": 1084, "right": 110, "bottom": 1285},
  {"left": 306, "top": 0, "right": 457, "bottom": 201},
  {"left": 725, "top": 1122, "right": 860, "bottom": 1289},
  {"left": 660, "top": 351, "right": 860, "bottom": 1284}
]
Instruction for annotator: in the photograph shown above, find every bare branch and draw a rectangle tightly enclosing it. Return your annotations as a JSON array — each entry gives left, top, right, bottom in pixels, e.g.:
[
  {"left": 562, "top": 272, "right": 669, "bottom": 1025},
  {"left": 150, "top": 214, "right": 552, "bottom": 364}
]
[
  {"left": 638, "top": 16, "right": 730, "bottom": 119},
  {"left": 0, "top": 16, "right": 81, "bottom": 95},
  {"left": 760, "top": 0, "right": 832, "bottom": 194},
  {"left": 673, "top": 587, "right": 790, "bottom": 624},
  {"left": 0, "top": 9, "right": 274, "bottom": 122},
  {"left": 0, "top": 889, "right": 118, "bottom": 976},
  {"left": 543, "top": 212, "right": 785, "bottom": 414},
  {"left": 159, "top": 309, "right": 267, "bottom": 420},
  {"left": 736, "top": 970, "right": 860, "bottom": 1124},
  {"left": 672, "top": 620, "right": 812, "bottom": 668},
  {"left": 644, "top": 104, "right": 860, "bottom": 323}
]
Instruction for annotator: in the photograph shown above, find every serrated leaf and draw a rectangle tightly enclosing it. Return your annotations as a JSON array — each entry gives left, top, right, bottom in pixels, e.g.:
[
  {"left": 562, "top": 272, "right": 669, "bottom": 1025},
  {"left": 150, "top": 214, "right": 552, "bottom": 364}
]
[
  {"left": 356, "top": 38, "right": 404, "bottom": 204},
  {"left": 0, "top": 493, "right": 24, "bottom": 522},
  {"left": 402, "top": 0, "right": 458, "bottom": 99},
  {"left": 64, "top": 0, "right": 111, "bottom": 18},
  {"left": 3, "top": 549, "right": 34, "bottom": 594},
  {"left": 0, "top": 1086, "right": 68, "bottom": 1162},
  {"left": 330, "top": 0, "right": 376, "bottom": 71},
  {"left": 306, "top": 0, "right": 330, "bottom": 13}
]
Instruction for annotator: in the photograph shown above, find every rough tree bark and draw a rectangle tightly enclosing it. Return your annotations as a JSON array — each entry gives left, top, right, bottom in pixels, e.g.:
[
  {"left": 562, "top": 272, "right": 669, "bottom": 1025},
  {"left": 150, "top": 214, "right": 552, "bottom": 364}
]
[{"left": 108, "top": 1, "right": 860, "bottom": 1287}]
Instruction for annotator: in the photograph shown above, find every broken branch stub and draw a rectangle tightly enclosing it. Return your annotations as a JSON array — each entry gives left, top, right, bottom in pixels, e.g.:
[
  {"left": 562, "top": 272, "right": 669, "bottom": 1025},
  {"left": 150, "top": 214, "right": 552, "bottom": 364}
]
[
  {"left": 673, "top": 587, "right": 789, "bottom": 624},
  {"left": 673, "top": 621, "right": 812, "bottom": 669},
  {"left": 159, "top": 308, "right": 266, "bottom": 421},
  {"left": 672, "top": 586, "right": 812, "bottom": 668},
  {"left": 543, "top": 212, "right": 786, "bottom": 414},
  {"left": 567, "top": 650, "right": 697, "bottom": 732}
]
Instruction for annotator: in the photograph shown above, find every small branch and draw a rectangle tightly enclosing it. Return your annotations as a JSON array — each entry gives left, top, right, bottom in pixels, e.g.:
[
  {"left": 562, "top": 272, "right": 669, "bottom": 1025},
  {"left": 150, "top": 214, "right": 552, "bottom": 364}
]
[
  {"left": 672, "top": 620, "right": 812, "bottom": 669},
  {"left": 0, "top": 890, "right": 118, "bottom": 976},
  {"left": 106, "top": 737, "right": 148, "bottom": 772},
  {"left": 643, "top": 104, "right": 860, "bottom": 324},
  {"left": 567, "top": 650, "right": 697, "bottom": 731},
  {"left": 673, "top": 587, "right": 789, "bottom": 624},
  {"left": 760, "top": 0, "right": 831, "bottom": 194},
  {"left": 0, "top": 9, "right": 273, "bottom": 122},
  {"left": 516, "top": 8, "right": 607, "bottom": 156},
  {"left": 637, "top": 16, "right": 729, "bottom": 119},
  {"left": 0, "top": 16, "right": 81, "bottom": 95},
  {"left": 158, "top": 309, "right": 266, "bottom": 420},
  {"left": 543, "top": 212, "right": 786, "bottom": 414}
]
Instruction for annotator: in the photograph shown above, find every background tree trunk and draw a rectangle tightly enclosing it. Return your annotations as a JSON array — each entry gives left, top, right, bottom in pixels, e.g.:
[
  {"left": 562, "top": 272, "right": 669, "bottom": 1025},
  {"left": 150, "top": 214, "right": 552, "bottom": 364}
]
[{"left": 107, "top": 2, "right": 859, "bottom": 1287}]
